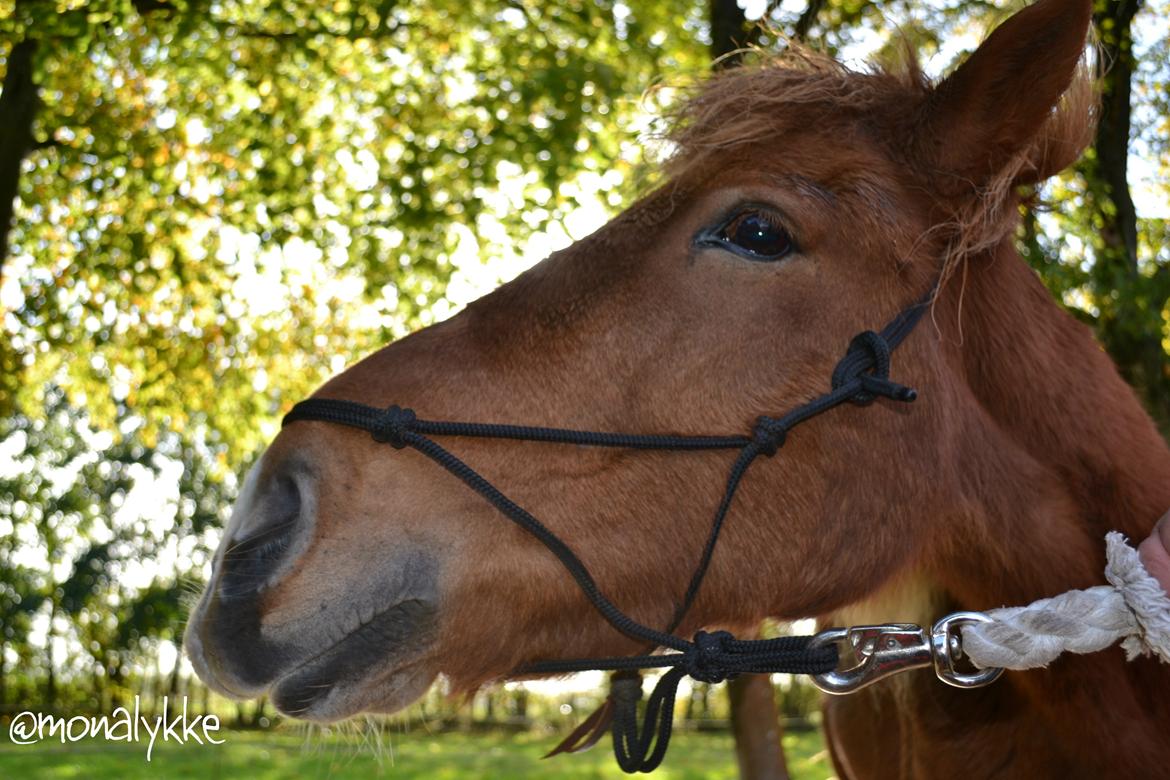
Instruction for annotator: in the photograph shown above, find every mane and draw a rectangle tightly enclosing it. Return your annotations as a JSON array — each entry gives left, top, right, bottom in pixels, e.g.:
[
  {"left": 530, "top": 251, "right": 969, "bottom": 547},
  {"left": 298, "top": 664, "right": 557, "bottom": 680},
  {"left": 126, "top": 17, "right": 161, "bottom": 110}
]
[
  {"left": 662, "top": 46, "right": 930, "bottom": 174},
  {"left": 655, "top": 44, "right": 1098, "bottom": 287}
]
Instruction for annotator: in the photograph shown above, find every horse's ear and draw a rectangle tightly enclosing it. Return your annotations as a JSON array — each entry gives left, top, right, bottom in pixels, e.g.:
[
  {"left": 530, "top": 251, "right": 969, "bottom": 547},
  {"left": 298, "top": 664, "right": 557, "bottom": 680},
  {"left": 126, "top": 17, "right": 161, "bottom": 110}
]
[{"left": 920, "top": 0, "right": 1094, "bottom": 187}]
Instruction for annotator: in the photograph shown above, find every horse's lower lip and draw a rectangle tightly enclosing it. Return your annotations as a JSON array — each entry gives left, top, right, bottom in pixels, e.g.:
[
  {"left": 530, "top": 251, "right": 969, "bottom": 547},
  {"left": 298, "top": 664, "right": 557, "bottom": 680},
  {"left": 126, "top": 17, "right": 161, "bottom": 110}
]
[{"left": 269, "top": 598, "right": 436, "bottom": 718}]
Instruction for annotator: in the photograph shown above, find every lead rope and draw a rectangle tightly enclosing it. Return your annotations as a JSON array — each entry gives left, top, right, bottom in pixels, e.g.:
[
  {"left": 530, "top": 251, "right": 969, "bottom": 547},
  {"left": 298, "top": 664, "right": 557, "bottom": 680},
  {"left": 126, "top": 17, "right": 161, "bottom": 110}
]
[
  {"left": 962, "top": 532, "right": 1170, "bottom": 669},
  {"left": 282, "top": 289, "right": 934, "bottom": 773}
]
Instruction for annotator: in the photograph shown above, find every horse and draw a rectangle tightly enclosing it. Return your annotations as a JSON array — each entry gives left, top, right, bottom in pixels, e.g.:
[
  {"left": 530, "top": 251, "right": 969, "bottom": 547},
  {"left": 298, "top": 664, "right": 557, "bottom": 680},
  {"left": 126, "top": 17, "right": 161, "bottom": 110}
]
[{"left": 184, "top": 0, "right": 1170, "bottom": 775}]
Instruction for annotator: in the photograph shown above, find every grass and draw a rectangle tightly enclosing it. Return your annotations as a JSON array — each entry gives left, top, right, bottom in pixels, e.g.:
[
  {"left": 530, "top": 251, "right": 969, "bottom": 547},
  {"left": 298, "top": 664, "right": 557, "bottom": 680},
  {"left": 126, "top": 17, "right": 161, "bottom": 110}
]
[{"left": 0, "top": 726, "right": 833, "bottom": 779}]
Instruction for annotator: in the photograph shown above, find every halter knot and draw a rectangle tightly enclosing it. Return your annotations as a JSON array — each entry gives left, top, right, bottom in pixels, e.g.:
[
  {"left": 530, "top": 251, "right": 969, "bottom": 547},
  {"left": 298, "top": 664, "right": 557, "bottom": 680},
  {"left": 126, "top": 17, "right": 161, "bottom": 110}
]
[
  {"left": 683, "top": 630, "right": 736, "bottom": 684},
  {"left": 371, "top": 405, "right": 417, "bottom": 448},
  {"left": 751, "top": 416, "right": 787, "bottom": 457},
  {"left": 831, "top": 330, "right": 917, "bottom": 405}
]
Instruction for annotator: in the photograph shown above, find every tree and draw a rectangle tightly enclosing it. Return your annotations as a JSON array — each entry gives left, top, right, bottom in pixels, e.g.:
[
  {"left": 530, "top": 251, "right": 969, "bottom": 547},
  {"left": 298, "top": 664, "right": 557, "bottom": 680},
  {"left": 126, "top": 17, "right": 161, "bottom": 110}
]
[
  {"left": 0, "top": 0, "right": 706, "bottom": 465},
  {"left": 0, "top": 387, "right": 225, "bottom": 711},
  {"left": 1083, "top": 0, "right": 1170, "bottom": 427},
  {"left": 0, "top": 559, "right": 44, "bottom": 714}
]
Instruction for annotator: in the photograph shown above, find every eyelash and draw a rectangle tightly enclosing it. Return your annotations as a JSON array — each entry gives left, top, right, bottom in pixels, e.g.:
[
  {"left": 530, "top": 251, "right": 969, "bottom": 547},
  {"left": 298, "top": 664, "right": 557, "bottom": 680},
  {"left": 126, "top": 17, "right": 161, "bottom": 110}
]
[{"left": 722, "top": 209, "right": 785, "bottom": 237}]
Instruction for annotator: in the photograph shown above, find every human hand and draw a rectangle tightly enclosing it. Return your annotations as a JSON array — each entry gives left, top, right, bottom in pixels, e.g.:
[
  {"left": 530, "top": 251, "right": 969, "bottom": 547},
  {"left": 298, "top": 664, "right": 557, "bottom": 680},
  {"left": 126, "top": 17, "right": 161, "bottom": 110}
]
[{"left": 1138, "top": 512, "right": 1170, "bottom": 598}]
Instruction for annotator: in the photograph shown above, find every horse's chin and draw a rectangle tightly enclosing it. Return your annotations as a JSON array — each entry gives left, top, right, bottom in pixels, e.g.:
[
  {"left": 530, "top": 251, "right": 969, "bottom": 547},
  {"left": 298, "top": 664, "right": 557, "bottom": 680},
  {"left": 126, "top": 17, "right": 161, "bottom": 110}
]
[
  {"left": 265, "top": 597, "right": 440, "bottom": 721},
  {"left": 272, "top": 659, "right": 437, "bottom": 722}
]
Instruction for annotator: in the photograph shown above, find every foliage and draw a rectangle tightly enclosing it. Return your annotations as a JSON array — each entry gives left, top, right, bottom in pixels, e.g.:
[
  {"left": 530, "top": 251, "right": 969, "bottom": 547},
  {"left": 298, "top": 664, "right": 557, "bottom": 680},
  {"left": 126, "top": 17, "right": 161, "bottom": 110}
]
[
  {"left": 0, "top": 387, "right": 226, "bottom": 712},
  {"left": 4, "top": 0, "right": 1167, "bottom": 456},
  {"left": 1, "top": 0, "right": 706, "bottom": 464}
]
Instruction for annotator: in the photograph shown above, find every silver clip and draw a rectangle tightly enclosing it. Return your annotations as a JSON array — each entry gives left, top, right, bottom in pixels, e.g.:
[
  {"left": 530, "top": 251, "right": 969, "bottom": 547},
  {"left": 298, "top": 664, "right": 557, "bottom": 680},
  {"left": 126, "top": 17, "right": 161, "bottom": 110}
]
[
  {"left": 930, "top": 611, "right": 1004, "bottom": 689},
  {"left": 809, "top": 612, "right": 1004, "bottom": 694}
]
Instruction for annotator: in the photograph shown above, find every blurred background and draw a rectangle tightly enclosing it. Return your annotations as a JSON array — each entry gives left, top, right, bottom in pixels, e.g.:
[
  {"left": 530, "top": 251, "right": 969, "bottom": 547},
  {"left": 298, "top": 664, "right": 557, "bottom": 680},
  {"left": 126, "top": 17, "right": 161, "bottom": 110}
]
[{"left": 0, "top": 0, "right": 1167, "bottom": 777}]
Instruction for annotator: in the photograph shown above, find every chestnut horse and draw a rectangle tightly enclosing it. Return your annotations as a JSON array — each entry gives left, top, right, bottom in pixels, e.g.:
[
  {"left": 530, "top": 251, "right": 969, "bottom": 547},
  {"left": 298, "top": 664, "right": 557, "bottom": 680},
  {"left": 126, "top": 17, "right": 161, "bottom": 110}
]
[{"left": 185, "top": 0, "right": 1170, "bottom": 775}]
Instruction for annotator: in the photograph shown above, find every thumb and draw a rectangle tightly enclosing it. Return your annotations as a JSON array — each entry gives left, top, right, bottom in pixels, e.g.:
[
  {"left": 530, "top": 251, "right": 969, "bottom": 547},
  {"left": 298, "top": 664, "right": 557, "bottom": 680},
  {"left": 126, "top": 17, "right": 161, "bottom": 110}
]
[{"left": 1138, "top": 512, "right": 1170, "bottom": 598}]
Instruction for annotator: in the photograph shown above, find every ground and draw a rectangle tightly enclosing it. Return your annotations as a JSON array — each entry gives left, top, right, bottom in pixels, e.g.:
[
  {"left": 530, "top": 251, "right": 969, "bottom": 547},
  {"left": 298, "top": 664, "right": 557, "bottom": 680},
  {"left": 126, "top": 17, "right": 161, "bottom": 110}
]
[{"left": 0, "top": 726, "right": 833, "bottom": 779}]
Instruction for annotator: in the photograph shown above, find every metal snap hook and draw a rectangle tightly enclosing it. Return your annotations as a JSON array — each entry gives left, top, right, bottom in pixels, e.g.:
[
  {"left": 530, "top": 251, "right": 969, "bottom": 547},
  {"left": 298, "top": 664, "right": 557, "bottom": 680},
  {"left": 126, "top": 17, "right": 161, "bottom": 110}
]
[
  {"left": 809, "top": 613, "right": 1005, "bottom": 694},
  {"left": 930, "top": 611, "right": 1005, "bottom": 689},
  {"left": 809, "top": 623, "right": 934, "bottom": 694}
]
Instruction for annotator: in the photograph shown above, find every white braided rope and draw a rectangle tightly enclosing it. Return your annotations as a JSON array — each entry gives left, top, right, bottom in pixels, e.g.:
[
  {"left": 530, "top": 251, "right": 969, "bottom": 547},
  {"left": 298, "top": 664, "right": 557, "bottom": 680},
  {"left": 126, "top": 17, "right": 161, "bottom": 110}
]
[{"left": 961, "top": 532, "right": 1170, "bottom": 670}]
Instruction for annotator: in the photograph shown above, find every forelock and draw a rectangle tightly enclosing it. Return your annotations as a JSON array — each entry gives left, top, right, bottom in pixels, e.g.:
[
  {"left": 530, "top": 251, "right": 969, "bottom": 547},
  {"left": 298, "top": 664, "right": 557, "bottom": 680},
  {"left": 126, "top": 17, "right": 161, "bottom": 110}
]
[{"left": 661, "top": 46, "right": 932, "bottom": 178}]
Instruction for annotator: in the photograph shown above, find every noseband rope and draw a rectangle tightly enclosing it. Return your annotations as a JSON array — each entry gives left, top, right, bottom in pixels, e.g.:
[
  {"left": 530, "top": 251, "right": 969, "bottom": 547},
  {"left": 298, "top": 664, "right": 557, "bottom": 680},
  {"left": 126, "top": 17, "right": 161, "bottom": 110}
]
[{"left": 283, "top": 290, "right": 933, "bottom": 773}]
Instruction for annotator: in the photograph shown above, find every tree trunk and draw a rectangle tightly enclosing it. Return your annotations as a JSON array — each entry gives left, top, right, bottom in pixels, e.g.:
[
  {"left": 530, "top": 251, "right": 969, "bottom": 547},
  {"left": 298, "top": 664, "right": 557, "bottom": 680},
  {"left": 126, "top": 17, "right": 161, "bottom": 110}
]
[
  {"left": 514, "top": 686, "right": 528, "bottom": 721},
  {"left": 794, "top": 0, "right": 828, "bottom": 40},
  {"left": 0, "top": 636, "right": 6, "bottom": 714},
  {"left": 0, "top": 36, "right": 40, "bottom": 277},
  {"left": 109, "top": 655, "right": 125, "bottom": 709},
  {"left": 45, "top": 600, "right": 56, "bottom": 710},
  {"left": 728, "top": 675, "right": 790, "bottom": 780},
  {"left": 92, "top": 656, "right": 105, "bottom": 712},
  {"left": 709, "top": 0, "right": 753, "bottom": 68},
  {"left": 1088, "top": 0, "right": 1168, "bottom": 425},
  {"left": 709, "top": 0, "right": 827, "bottom": 68},
  {"left": 1092, "top": 0, "right": 1141, "bottom": 274},
  {"left": 169, "top": 651, "right": 182, "bottom": 695}
]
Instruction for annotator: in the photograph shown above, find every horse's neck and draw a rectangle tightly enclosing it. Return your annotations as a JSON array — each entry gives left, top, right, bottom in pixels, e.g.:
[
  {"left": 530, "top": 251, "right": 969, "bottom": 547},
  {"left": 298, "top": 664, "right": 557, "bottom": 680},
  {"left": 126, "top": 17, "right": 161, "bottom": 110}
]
[
  {"left": 942, "top": 244, "right": 1170, "bottom": 604},
  {"left": 827, "top": 244, "right": 1170, "bottom": 779}
]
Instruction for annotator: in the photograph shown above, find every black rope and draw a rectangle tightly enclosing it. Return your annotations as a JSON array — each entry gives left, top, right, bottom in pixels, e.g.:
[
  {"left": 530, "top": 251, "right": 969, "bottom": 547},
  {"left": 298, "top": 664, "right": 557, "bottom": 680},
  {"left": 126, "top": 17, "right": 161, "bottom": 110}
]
[
  {"left": 283, "top": 400, "right": 752, "bottom": 452},
  {"left": 281, "top": 286, "right": 934, "bottom": 773}
]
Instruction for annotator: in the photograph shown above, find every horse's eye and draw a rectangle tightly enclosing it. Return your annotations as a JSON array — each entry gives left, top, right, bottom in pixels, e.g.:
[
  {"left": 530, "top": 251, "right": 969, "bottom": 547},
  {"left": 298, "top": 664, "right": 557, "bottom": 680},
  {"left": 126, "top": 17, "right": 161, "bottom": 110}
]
[{"left": 716, "top": 209, "right": 793, "bottom": 260}]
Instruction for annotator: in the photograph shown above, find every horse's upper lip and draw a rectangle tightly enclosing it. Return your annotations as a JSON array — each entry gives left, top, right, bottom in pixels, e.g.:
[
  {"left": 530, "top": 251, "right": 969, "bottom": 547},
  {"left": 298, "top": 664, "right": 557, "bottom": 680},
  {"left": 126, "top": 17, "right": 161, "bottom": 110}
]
[
  {"left": 184, "top": 624, "right": 263, "bottom": 700},
  {"left": 269, "top": 598, "right": 437, "bottom": 718}
]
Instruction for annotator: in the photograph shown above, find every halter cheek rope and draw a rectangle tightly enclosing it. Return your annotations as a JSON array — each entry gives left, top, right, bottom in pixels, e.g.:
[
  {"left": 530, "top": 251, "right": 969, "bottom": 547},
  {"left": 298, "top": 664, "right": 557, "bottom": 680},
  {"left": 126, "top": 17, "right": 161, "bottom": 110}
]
[{"left": 282, "top": 291, "right": 932, "bottom": 773}]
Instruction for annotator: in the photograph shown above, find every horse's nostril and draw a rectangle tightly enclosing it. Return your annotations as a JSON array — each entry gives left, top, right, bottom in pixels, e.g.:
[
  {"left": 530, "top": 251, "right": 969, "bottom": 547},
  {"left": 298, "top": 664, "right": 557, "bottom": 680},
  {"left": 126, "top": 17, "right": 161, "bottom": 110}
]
[
  {"left": 219, "top": 472, "right": 303, "bottom": 601},
  {"left": 266, "top": 472, "right": 302, "bottom": 530}
]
